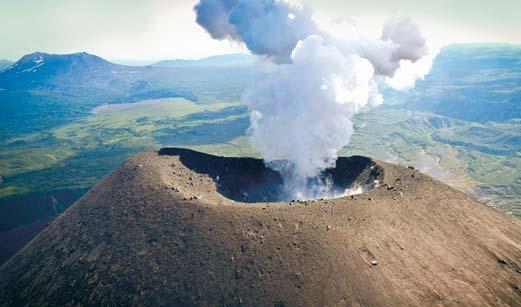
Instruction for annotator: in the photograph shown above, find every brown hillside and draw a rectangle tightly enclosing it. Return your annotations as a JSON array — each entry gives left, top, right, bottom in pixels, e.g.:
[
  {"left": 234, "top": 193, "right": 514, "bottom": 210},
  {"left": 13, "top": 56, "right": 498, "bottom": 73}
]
[{"left": 1, "top": 148, "right": 520, "bottom": 306}]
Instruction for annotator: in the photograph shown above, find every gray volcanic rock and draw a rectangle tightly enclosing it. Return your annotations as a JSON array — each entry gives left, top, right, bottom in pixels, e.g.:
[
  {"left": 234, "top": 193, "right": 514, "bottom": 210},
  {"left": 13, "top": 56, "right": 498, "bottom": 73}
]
[{"left": 1, "top": 148, "right": 520, "bottom": 306}]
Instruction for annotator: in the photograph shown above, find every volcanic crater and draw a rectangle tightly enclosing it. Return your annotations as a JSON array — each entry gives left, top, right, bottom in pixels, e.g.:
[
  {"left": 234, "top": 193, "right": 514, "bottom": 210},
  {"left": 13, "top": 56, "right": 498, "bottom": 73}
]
[
  {"left": 1, "top": 148, "right": 521, "bottom": 306},
  {"left": 158, "top": 148, "right": 382, "bottom": 203}
]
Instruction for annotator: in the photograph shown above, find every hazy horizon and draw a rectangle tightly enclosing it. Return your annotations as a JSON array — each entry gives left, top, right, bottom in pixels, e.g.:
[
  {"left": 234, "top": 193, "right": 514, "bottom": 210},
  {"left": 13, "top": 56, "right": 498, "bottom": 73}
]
[
  {"left": 3, "top": 42, "right": 521, "bottom": 66},
  {"left": 1, "top": 0, "right": 520, "bottom": 62}
]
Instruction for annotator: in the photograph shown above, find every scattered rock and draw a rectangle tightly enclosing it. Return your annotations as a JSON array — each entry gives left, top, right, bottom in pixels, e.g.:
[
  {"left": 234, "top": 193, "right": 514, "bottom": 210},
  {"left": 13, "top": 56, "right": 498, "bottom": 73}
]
[
  {"left": 498, "top": 258, "right": 509, "bottom": 265},
  {"left": 241, "top": 244, "right": 248, "bottom": 253},
  {"left": 359, "top": 246, "right": 378, "bottom": 267},
  {"left": 292, "top": 272, "right": 304, "bottom": 288}
]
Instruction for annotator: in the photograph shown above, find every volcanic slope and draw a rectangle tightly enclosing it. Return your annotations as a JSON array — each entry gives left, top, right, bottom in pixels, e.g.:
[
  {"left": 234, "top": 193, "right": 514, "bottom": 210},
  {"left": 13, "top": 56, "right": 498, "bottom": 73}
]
[{"left": 1, "top": 148, "right": 521, "bottom": 306}]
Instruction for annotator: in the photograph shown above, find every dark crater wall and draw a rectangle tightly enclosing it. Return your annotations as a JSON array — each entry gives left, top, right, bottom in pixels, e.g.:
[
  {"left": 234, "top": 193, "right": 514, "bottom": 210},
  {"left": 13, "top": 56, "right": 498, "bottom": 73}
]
[{"left": 159, "top": 148, "right": 383, "bottom": 202}]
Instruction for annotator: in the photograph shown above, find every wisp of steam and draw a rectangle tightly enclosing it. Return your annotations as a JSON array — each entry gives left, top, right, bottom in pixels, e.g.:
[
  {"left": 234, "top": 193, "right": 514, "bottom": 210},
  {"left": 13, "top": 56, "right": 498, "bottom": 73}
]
[{"left": 195, "top": 0, "right": 434, "bottom": 200}]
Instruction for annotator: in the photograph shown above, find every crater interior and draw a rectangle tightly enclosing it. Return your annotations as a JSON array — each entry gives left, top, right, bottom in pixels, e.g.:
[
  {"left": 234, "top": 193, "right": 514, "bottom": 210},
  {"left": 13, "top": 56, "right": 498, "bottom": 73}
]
[{"left": 159, "top": 148, "right": 383, "bottom": 203}]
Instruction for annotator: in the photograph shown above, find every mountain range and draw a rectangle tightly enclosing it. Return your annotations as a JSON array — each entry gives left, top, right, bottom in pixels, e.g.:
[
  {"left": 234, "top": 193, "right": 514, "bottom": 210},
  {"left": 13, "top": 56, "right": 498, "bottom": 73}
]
[
  {"left": 0, "top": 51, "right": 257, "bottom": 139},
  {"left": 0, "top": 52, "right": 172, "bottom": 93},
  {"left": 152, "top": 53, "right": 255, "bottom": 67},
  {"left": 2, "top": 45, "right": 519, "bottom": 123},
  {"left": 0, "top": 52, "right": 257, "bottom": 95}
]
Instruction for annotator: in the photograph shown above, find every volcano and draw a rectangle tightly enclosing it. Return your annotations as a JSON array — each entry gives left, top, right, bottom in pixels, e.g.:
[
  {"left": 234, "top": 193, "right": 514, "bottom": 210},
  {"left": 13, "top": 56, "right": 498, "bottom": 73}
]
[{"left": 1, "top": 148, "right": 520, "bottom": 306}]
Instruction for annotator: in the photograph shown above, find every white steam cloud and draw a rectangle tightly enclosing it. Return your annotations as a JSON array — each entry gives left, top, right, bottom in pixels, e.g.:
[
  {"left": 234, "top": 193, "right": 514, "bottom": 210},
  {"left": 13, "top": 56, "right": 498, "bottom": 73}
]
[
  {"left": 194, "top": 0, "right": 434, "bottom": 199},
  {"left": 194, "top": 0, "right": 318, "bottom": 63}
]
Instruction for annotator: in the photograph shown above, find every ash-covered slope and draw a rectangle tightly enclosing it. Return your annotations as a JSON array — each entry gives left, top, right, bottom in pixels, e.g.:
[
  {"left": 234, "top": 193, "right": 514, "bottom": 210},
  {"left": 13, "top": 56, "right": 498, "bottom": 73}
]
[{"left": 1, "top": 148, "right": 521, "bottom": 306}]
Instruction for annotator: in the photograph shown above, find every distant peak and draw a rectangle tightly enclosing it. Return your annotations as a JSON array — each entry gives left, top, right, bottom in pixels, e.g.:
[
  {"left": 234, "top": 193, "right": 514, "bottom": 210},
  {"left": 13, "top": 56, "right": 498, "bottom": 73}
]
[
  {"left": 152, "top": 53, "right": 255, "bottom": 67},
  {"left": 17, "top": 51, "right": 105, "bottom": 62},
  {"left": 0, "top": 51, "right": 117, "bottom": 78},
  {"left": 20, "top": 52, "right": 48, "bottom": 60}
]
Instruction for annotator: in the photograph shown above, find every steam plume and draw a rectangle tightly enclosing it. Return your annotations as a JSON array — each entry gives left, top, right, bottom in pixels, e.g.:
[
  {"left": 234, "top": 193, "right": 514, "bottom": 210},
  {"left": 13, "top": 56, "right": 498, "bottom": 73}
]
[
  {"left": 195, "top": 0, "right": 318, "bottom": 63},
  {"left": 195, "top": 0, "right": 434, "bottom": 199}
]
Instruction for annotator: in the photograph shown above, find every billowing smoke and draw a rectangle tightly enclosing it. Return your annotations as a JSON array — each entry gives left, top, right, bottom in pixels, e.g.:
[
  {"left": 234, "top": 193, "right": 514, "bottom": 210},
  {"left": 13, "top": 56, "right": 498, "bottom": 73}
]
[
  {"left": 245, "top": 35, "right": 382, "bottom": 198},
  {"left": 194, "top": 0, "right": 318, "bottom": 63},
  {"left": 195, "top": 0, "right": 434, "bottom": 199}
]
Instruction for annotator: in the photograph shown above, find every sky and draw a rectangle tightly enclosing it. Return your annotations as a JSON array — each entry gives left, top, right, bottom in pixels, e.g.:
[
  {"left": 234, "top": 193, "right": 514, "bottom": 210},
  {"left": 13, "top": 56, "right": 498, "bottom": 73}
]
[{"left": 0, "top": 0, "right": 520, "bottom": 63}]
